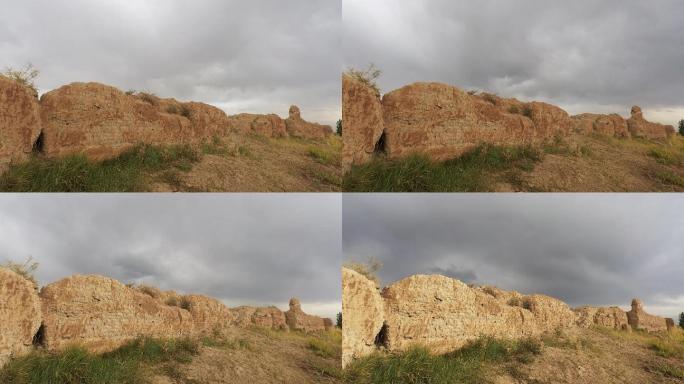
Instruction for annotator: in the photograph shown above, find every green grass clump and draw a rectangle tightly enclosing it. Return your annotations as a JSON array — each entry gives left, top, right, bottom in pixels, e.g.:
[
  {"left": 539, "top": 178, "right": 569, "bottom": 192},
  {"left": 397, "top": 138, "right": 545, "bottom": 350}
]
[
  {"left": 344, "top": 143, "right": 543, "bottom": 192},
  {"left": 307, "top": 337, "right": 339, "bottom": 358},
  {"left": 0, "top": 337, "right": 199, "bottom": 384},
  {"left": 655, "top": 171, "right": 684, "bottom": 188},
  {"left": 344, "top": 337, "right": 542, "bottom": 384},
  {"left": 307, "top": 146, "right": 339, "bottom": 166},
  {"left": 647, "top": 148, "right": 681, "bottom": 165},
  {"left": 0, "top": 144, "right": 201, "bottom": 192},
  {"left": 652, "top": 363, "right": 684, "bottom": 379}
]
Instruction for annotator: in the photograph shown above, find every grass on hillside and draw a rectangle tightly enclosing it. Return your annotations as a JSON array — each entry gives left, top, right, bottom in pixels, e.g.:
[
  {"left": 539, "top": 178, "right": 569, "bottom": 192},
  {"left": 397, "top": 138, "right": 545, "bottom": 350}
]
[
  {"left": 344, "top": 337, "right": 543, "bottom": 384},
  {"left": 593, "top": 326, "right": 684, "bottom": 359},
  {"left": 0, "top": 144, "right": 202, "bottom": 192},
  {"left": 344, "top": 143, "right": 544, "bottom": 192},
  {"left": 0, "top": 337, "right": 200, "bottom": 384}
]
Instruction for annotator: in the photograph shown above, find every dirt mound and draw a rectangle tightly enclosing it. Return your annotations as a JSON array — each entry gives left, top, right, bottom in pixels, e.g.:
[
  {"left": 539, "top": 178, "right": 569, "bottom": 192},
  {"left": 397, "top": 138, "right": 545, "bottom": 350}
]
[
  {"left": 0, "top": 76, "right": 42, "bottom": 170},
  {"left": 285, "top": 298, "right": 333, "bottom": 333},
  {"left": 0, "top": 268, "right": 42, "bottom": 366}
]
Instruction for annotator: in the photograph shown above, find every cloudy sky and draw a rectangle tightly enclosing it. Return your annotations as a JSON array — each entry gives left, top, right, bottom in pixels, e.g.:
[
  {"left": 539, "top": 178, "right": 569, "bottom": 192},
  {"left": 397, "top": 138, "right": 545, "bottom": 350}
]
[
  {"left": 343, "top": 194, "right": 684, "bottom": 319},
  {"left": 0, "top": 194, "right": 341, "bottom": 319},
  {"left": 344, "top": 0, "right": 684, "bottom": 127},
  {"left": 0, "top": 0, "right": 340, "bottom": 126}
]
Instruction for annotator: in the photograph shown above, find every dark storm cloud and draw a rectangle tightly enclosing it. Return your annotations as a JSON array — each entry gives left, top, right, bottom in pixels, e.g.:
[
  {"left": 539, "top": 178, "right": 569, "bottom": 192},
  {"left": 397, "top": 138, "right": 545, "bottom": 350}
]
[
  {"left": 0, "top": 194, "right": 341, "bottom": 318},
  {"left": 0, "top": 0, "right": 340, "bottom": 125},
  {"left": 343, "top": 194, "right": 684, "bottom": 319},
  {"left": 344, "top": 0, "right": 684, "bottom": 126}
]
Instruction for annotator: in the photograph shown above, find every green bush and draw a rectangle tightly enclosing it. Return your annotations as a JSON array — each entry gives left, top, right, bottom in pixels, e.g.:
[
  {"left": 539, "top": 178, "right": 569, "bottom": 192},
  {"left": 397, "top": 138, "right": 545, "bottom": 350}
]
[
  {"left": 344, "top": 143, "right": 543, "bottom": 192},
  {"left": 0, "top": 144, "right": 202, "bottom": 192}
]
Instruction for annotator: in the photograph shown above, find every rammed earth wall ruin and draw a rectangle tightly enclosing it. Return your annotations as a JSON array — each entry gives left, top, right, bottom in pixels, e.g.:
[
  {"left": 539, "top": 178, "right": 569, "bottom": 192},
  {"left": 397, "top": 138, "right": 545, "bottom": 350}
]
[
  {"left": 341, "top": 267, "right": 675, "bottom": 368},
  {"left": 0, "top": 269, "right": 332, "bottom": 367},
  {"left": 0, "top": 76, "right": 333, "bottom": 169},
  {"left": 342, "top": 75, "right": 676, "bottom": 169}
]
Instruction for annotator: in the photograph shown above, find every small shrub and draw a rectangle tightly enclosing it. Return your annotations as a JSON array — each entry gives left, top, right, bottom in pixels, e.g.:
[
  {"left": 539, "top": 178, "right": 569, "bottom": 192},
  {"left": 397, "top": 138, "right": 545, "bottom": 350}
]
[
  {"left": 655, "top": 171, "right": 684, "bottom": 188},
  {"left": 508, "top": 297, "right": 521, "bottom": 307},
  {"left": 481, "top": 93, "right": 498, "bottom": 105},
  {"left": 344, "top": 63, "right": 382, "bottom": 98},
  {"left": 138, "top": 92, "right": 159, "bottom": 106},
  {"left": 1, "top": 256, "right": 39, "bottom": 287},
  {"left": 125, "top": 90, "right": 137, "bottom": 96},
  {"left": 136, "top": 285, "right": 159, "bottom": 299},
  {"left": 165, "top": 297, "right": 178, "bottom": 307},
  {"left": 344, "top": 257, "right": 383, "bottom": 287},
  {"left": 179, "top": 297, "right": 192, "bottom": 311},
  {"left": 166, "top": 105, "right": 179, "bottom": 114},
  {"left": 179, "top": 105, "right": 192, "bottom": 119},
  {"left": 508, "top": 105, "right": 520, "bottom": 114},
  {"left": 3, "top": 63, "right": 39, "bottom": 96},
  {"left": 521, "top": 105, "right": 534, "bottom": 118}
]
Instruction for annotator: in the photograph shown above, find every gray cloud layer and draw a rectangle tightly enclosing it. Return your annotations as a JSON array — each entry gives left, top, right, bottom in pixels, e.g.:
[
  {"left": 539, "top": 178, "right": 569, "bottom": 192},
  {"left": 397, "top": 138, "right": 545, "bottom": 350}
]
[
  {"left": 344, "top": 0, "right": 684, "bottom": 126},
  {"left": 1, "top": 0, "right": 341, "bottom": 125},
  {"left": 0, "top": 194, "right": 341, "bottom": 318},
  {"left": 343, "top": 194, "right": 684, "bottom": 319}
]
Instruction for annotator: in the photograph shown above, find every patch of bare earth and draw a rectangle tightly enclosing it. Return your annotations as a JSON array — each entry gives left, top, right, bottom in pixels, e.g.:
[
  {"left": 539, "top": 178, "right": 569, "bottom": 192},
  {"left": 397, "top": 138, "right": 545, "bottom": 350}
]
[
  {"left": 494, "top": 134, "right": 684, "bottom": 192},
  {"left": 491, "top": 328, "right": 684, "bottom": 384},
  {"left": 148, "top": 133, "right": 342, "bottom": 192},
  {"left": 151, "top": 327, "right": 342, "bottom": 384}
]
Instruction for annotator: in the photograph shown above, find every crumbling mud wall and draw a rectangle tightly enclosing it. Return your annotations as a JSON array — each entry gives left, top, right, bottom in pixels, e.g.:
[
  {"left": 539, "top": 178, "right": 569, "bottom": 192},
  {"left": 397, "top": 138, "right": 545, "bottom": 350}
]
[
  {"left": 342, "top": 268, "right": 675, "bottom": 367},
  {"left": 627, "top": 106, "right": 675, "bottom": 139},
  {"left": 284, "top": 298, "right": 333, "bottom": 333},
  {"left": 0, "top": 273, "right": 328, "bottom": 368},
  {"left": 627, "top": 299, "right": 674, "bottom": 332},
  {"left": 284, "top": 106, "right": 333, "bottom": 140},
  {"left": 0, "top": 78, "right": 330, "bottom": 166},
  {"left": 342, "top": 78, "right": 675, "bottom": 169},
  {"left": 0, "top": 76, "right": 42, "bottom": 170},
  {"left": 231, "top": 306, "right": 289, "bottom": 330},
  {"left": 574, "top": 306, "right": 630, "bottom": 330},
  {"left": 341, "top": 268, "right": 385, "bottom": 368},
  {"left": 342, "top": 74, "right": 385, "bottom": 168},
  {"left": 0, "top": 268, "right": 42, "bottom": 366},
  {"left": 40, "top": 275, "right": 196, "bottom": 353}
]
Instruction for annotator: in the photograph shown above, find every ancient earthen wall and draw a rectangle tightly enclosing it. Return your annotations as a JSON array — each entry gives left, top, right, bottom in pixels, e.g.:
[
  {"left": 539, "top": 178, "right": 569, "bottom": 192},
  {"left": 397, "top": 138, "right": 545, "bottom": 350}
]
[
  {"left": 342, "top": 268, "right": 385, "bottom": 367},
  {"left": 0, "top": 76, "right": 42, "bottom": 170},
  {"left": 626, "top": 299, "right": 673, "bottom": 332},
  {"left": 574, "top": 306, "right": 629, "bottom": 330},
  {"left": 342, "top": 79, "right": 675, "bottom": 167},
  {"left": 342, "top": 74, "right": 384, "bottom": 169},
  {"left": 0, "top": 78, "right": 330, "bottom": 166},
  {"left": 231, "top": 306, "right": 288, "bottom": 330},
  {"left": 284, "top": 105, "right": 333, "bottom": 140},
  {"left": 40, "top": 275, "right": 195, "bottom": 353},
  {"left": 0, "top": 268, "right": 42, "bottom": 366},
  {"left": 284, "top": 298, "right": 332, "bottom": 333},
  {"left": 341, "top": 269, "right": 674, "bottom": 368}
]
